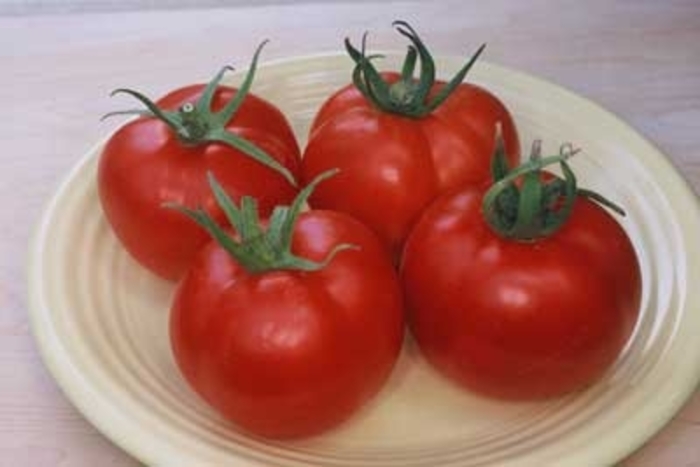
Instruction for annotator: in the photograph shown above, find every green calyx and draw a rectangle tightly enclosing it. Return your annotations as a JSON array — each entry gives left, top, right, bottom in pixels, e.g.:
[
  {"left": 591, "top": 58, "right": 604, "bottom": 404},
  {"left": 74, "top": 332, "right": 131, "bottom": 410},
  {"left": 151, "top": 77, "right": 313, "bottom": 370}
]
[
  {"left": 482, "top": 127, "right": 625, "bottom": 241},
  {"left": 104, "top": 41, "right": 297, "bottom": 187},
  {"left": 345, "top": 20, "right": 485, "bottom": 118},
  {"left": 168, "top": 169, "right": 356, "bottom": 274}
]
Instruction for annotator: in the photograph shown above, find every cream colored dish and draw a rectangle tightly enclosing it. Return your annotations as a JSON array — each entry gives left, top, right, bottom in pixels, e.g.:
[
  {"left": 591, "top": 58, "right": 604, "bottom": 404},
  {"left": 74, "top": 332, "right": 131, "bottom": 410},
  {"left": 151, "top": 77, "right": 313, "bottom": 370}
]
[{"left": 28, "top": 53, "right": 700, "bottom": 467}]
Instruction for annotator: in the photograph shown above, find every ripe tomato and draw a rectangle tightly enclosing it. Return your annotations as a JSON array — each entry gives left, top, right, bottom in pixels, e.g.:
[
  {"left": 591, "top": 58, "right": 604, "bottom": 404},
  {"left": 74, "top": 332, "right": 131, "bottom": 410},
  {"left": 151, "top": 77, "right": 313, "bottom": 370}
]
[
  {"left": 301, "top": 22, "right": 519, "bottom": 259},
  {"left": 400, "top": 140, "right": 641, "bottom": 399},
  {"left": 170, "top": 173, "right": 404, "bottom": 438},
  {"left": 98, "top": 43, "right": 300, "bottom": 281}
]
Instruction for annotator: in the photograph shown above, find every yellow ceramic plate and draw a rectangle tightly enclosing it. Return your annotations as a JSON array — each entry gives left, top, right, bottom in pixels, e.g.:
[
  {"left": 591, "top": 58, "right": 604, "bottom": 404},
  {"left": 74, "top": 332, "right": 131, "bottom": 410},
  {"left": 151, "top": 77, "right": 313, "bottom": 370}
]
[{"left": 28, "top": 54, "right": 700, "bottom": 467}]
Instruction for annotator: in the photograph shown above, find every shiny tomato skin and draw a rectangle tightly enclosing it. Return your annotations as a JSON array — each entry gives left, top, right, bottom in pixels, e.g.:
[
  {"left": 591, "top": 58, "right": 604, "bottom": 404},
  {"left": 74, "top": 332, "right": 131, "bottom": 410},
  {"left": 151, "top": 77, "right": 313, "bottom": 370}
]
[
  {"left": 302, "top": 72, "right": 520, "bottom": 259},
  {"left": 170, "top": 211, "right": 404, "bottom": 438},
  {"left": 400, "top": 186, "right": 641, "bottom": 399},
  {"left": 98, "top": 85, "right": 300, "bottom": 281}
]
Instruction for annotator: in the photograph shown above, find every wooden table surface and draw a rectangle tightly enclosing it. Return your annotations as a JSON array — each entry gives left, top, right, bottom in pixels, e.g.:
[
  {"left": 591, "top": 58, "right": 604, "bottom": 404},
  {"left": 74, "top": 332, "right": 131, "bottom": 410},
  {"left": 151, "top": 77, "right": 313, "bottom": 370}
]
[{"left": 2, "top": 1, "right": 699, "bottom": 465}]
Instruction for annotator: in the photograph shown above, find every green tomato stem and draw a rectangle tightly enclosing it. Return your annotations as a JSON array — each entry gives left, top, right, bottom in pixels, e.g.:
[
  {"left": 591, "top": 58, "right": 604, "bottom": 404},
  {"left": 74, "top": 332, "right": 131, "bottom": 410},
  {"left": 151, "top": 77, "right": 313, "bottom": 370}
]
[
  {"left": 482, "top": 125, "right": 625, "bottom": 241},
  {"left": 104, "top": 41, "right": 297, "bottom": 187},
  {"left": 168, "top": 169, "right": 356, "bottom": 274},
  {"left": 345, "top": 20, "right": 485, "bottom": 118}
]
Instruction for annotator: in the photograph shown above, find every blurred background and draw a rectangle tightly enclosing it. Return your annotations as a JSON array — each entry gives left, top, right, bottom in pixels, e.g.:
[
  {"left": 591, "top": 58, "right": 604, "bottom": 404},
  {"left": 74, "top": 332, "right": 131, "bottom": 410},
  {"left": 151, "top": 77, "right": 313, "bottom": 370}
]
[{"left": 4, "top": 0, "right": 379, "bottom": 15}]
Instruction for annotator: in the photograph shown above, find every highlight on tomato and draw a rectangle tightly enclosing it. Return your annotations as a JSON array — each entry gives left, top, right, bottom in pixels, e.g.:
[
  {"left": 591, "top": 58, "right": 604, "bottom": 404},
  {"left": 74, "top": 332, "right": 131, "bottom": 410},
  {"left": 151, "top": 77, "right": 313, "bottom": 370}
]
[
  {"left": 168, "top": 170, "right": 405, "bottom": 439},
  {"left": 301, "top": 21, "right": 520, "bottom": 260},
  {"left": 98, "top": 41, "right": 301, "bottom": 281},
  {"left": 400, "top": 130, "right": 641, "bottom": 400}
]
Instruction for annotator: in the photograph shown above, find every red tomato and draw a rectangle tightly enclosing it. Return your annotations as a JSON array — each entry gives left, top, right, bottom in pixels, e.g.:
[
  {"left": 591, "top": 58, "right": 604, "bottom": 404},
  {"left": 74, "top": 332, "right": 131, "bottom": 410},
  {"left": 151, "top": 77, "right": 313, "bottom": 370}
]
[
  {"left": 99, "top": 47, "right": 300, "bottom": 281},
  {"left": 302, "top": 23, "right": 519, "bottom": 259},
  {"left": 400, "top": 146, "right": 641, "bottom": 400},
  {"left": 170, "top": 175, "right": 404, "bottom": 438}
]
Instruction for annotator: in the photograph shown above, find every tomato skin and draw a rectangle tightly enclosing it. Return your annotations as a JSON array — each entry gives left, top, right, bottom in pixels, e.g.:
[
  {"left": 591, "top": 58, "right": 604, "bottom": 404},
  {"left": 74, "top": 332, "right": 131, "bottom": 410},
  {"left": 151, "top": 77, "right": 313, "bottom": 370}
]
[
  {"left": 400, "top": 186, "right": 641, "bottom": 399},
  {"left": 98, "top": 85, "right": 300, "bottom": 281},
  {"left": 170, "top": 211, "right": 404, "bottom": 438},
  {"left": 301, "top": 73, "right": 520, "bottom": 259}
]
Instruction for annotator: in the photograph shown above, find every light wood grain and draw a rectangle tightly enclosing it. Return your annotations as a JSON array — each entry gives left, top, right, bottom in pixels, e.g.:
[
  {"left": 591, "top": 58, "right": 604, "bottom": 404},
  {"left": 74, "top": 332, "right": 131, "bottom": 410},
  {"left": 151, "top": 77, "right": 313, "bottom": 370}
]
[{"left": 2, "top": 1, "right": 699, "bottom": 466}]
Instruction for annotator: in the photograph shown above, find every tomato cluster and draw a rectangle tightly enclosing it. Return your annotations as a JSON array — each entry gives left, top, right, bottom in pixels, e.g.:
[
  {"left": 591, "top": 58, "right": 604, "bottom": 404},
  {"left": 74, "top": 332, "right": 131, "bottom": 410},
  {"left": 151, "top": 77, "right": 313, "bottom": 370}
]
[{"left": 98, "top": 22, "right": 641, "bottom": 439}]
